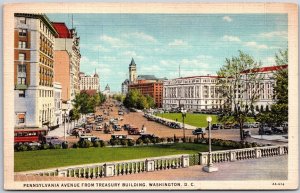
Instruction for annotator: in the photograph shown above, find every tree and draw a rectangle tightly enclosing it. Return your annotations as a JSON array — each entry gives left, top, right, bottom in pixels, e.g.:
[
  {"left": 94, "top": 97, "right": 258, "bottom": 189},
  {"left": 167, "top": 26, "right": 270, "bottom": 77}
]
[
  {"left": 123, "top": 89, "right": 155, "bottom": 109},
  {"left": 217, "top": 50, "right": 263, "bottom": 141},
  {"left": 256, "top": 48, "right": 288, "bottom": 126}
]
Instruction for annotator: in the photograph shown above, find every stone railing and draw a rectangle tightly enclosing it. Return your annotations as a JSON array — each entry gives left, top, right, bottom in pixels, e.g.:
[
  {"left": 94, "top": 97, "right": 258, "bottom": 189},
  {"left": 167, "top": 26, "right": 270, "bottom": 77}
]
[
  {"left": 17, "top": 154, "right": 190, "bottom": 179},
  {"left": 199, "top": 144, "right": 288, "bottom": 165}
]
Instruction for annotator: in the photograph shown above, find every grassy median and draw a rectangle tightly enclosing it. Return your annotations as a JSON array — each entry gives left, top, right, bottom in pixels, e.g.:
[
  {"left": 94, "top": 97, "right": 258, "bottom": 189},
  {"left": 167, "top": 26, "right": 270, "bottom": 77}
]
[
  {"left": 15, "top": 143, "right": 228, "bottom": 172},
  {"left": 156, "top": 113, "right": 218, "bottom": 127},
  {"left": 156, "top": 113, "right": 255, "bottom": 127}
]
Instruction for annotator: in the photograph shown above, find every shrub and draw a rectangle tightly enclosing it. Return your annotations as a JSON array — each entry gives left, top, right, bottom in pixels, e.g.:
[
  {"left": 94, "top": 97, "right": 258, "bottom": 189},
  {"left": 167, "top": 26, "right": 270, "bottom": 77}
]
[
  {"left": 188, "top": 137, "right": 193, "bottom": 143},
  {"left": 151, "top": 137, "right": 160, "bottom": 144},
  {"left": 120, "top": 139, "right": 128, "bottom": 146},
  {"left": 78, "top": 140, "right": 92, "bottom": 148},
  {"left": 93, "top": 141, "right": 101, "bottom": 147},
  {"left": 27, "top": 145, "right": 39, "bottom": 151},
  {"left": 15, "top": 144, "right": 28, "bottom": 152},
  {"left": 127, "top": 139, "right": 135, "bottom": 146},
  {"left": 160, "top": 137, "right": 166, "bottom": 143},
  {"left": 174, "top": 138, "right": 179, "bottom": 143},
  {"left": 136, "top": 138, "right": 144, "bottom": 145},
  {"left": 110, "top": 139, "right": 120, "bottom": 146},
  {"left": 143, "top": 138, "right": 151, "bottom": 145},
  {"left": 40, "top": 143, "right": 50, "bottom": 150},
  {"left": 100, "top": 140, "right": 107, "bottom": 147},
  {"left": 167, "top": 137, "right": 173, "bottom": 143},
  {"left": 72, "top": 143, "right": 79, "bottom": 148},
  {"left": 50, "top": 144, "right": 62, "bottom": 149},
  {"left": 62, "top": 142, "right": 69, "bottom": 149}
]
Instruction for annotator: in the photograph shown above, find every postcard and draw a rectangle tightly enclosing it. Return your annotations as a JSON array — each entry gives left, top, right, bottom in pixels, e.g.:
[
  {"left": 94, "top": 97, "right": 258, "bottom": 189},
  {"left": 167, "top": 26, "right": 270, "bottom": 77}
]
[{"left": 3, "top": 2, "right": 298, "bottom": 190}]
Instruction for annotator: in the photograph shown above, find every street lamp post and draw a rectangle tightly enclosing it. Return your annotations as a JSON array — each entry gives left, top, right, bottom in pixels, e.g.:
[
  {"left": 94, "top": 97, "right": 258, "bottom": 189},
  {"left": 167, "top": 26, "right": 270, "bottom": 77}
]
[
  {"left": 63, "top": 110, "right": 67, "bottom": 142},
  {"left": 203, "top": 116, "right": 218, "bottom": 173},
  {"left": 181, "top": 107, "right": 187, "bottom": 139}
]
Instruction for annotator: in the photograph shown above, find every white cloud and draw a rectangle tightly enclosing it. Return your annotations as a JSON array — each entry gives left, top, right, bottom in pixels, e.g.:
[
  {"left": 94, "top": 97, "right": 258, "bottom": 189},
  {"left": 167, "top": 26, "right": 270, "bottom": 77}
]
[
  {"left": 80, "top": 56, "right": 98, "bottom": 66},
  {"left": 259, "top": 31, "right": 288, "bottom": 39},
  {"left": 92, "top": 45, "right": 110, "bottom": 52},
  {"left": 121, "top": 51, "right": 144, "bottom": 60},
  {"left": 168, "top": 39, "right": 188, "bottom": 46},
  {"left": 124, "top": 32, "right": 157, "bottom": 43},
  {"left": 222, "top": 35, "right": 241, "bottom": 42},
  {"left": 244, "top": 41, "right": 268, "bottom": 49},
  {"left": 222, "top": 16, "right": 232, "bottom": 22}
]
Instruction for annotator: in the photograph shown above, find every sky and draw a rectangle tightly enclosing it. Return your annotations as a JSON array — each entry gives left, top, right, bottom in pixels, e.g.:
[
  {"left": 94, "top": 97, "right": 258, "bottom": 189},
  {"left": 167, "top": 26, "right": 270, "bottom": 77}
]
[{"left": 47, "top": 13, "right": 288, "bottom": 92}]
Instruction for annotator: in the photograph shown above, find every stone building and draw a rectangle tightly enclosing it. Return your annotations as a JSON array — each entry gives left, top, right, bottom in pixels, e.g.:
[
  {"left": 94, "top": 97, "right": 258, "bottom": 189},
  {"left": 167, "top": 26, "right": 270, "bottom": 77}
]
[
  {"left": 79, "top": 72, "right": 100, "bottom": 92},
  {"left": 163, "top": 75, "right": 223, "bottom": 111},
  {"left": 52, "top": 22, "right": 81, "bottom": 104},
  {"left": 14, "top": 13, "right": 58, "bottom": 129}
]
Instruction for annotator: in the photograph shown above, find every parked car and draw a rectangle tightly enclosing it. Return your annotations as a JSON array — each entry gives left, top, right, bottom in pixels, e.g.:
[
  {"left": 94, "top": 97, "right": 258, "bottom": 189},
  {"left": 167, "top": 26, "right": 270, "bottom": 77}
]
[
  {"left": 118, "top": 110, "right": 124, "bottom": 115},
  {"left": 111, "top": 134, "right": 129, "bottom": 140},
  {"left": 123, "top": 124, "right": 131, "bottom": 130},
  {"left": 192, "top": 128, "right": 206, "bottom": 135},
  {"left": 259, "top": 124, "right": 273, "bottom": 135},
  {"left": 211, "top": 124, "right": 223, "bottom": 130},
  {"left": 272, "top": 125, "right": 285, "bottom": 134},
  {"left": 79, "top": 135, "right": 101, "bottom": 143},
  {"left": 128, "top": 127, "right": 140, "bottom": 135},
  {"left": 138, "top": 133, "right": 157, "bottom": 141},
  {"left": 113, "top": 124, "right": 122, "bottom": 131},
  {"left": 42, "top": 136, "right": 59, "bottom": 144}
]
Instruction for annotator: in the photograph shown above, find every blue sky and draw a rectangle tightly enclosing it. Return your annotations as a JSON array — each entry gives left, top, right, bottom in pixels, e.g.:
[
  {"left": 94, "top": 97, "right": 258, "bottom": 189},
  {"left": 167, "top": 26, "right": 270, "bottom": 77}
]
[{"left": 47, "top": 14, "right": 288, "bottom": 92}]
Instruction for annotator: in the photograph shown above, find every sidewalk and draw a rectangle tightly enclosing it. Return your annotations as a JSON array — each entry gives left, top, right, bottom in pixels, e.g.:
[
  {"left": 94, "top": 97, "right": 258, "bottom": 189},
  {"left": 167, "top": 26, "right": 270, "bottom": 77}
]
[
  {"left": 15, "top": 155, "right": 287, "bottom": 181},
  {"left": 47, "top": 122, "right": 74, "bottom": 137}
]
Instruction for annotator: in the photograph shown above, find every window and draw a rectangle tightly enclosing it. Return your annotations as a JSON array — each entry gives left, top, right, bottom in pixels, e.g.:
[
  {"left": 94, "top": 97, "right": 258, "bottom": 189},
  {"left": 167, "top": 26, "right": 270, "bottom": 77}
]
[
  {"left": 19, "top": 29, "right": 27, "bottom": 36},
  {"left": 19, "top": 17, "right": 26, "bottom": 24},
  {"left": 19, "top": 90, "right": 25, "bottom": 97},
  {"left": 17, "top": 113, "right": 25, "bottom": 124},
  {"left": 18, "top": 41, "right": 26, "bottom": 48},
  {"left": 18, "top": 64, "right": 26, "bottom": 73},
  {"left": 18, "top": 77, "right": 26, "bottom": 85},
  {"left": 19, "top": 53, "right": 25, "bottom": 61}
]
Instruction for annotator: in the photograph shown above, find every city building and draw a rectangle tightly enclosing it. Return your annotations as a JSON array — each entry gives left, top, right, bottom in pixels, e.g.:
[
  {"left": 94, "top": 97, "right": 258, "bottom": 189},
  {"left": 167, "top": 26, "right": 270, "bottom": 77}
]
[
  {"left": 53, "top": 82, "right": 62, "bottom": 126},
  {"left": 126, "top": 58, "right": 165, "bottom": 107},
  {"left": 128, "top": 82, "right": 164, "bottom": 108},
  {"left": 163, "top": 75, "right": 223, "bottom": 111},
  {"left": 121, "top": 79, "right": 129, "bottom": 94},
  {"left": 129, "top": 58, "right": 137, "bottom": 83},
  {"left": 52, "top": 22, "right": 81, "bottom": 105},
  {"left": 102, "top": 84, "right": 111, "bottom": 97},
  {"left": 79, "top": 71, "right": 100, "bottom": 92},
  {"left": 241, "top": 65, "right": 288, "bottom": 111},
  {"left": 163, "top": 65, "right": 288, "bottom": 112},
  {"left": 14, "top": 13, "right": 58, "bottom": 129}
]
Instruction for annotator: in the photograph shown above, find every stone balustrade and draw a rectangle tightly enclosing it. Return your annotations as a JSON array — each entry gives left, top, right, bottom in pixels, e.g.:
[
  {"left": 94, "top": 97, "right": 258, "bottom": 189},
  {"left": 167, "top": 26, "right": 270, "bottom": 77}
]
[
  {"left": 16, "top": 145, "right": 287, "bottom": 178},
  {"left": 18, "top": 154, "right": 190, "bottom": 179},
  {"left": 199, "top": 144, "right": 288, "bottom": 165}
]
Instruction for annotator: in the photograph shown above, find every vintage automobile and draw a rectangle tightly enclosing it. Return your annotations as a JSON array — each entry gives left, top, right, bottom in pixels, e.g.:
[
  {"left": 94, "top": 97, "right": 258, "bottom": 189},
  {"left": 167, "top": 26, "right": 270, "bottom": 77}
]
[{"left": 192, "top": 128, "right": 206, "bottom": 135}]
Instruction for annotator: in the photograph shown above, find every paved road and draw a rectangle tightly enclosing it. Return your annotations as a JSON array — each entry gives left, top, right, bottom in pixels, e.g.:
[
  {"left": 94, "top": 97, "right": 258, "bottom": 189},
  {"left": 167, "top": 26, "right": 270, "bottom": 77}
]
[
  {"left": 15, "top": 155, "right": 287, "bottom": 181},
  {"left": 47, "top": 100, "right": 287, "bottom": 146}
]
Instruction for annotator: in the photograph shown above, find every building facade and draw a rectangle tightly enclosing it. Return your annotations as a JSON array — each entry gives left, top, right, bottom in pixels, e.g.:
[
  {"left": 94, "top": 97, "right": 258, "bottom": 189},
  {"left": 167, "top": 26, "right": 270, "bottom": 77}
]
[
  {"left": 53, "top": 82, "right": 62, "bottom": 126},
  {"left": 129, "top": 58, "right": 137, "bottom": 83},
  {"left": 163, "top": 65, "right": 287, "bottom": 112},
  {"left": 163, "top": 76, "right": 223, "bottom": 111},
  {"left": 79, "top": 72, "right": 100, "bottom": 91},
  {"left": 121, "top": 79, "right": 129, "bottom": 95},
  {"left": 52, "top": 22, "right": 81, "bottom": 103},
  {"left": 241, "top": 65, "right": 288, "bottom": 111},
  {"left": 129, "top": 82, "right": 163, "bottom": 108},
  {"left": 14, "top": 13, "right": 58, "bottom": 129}
]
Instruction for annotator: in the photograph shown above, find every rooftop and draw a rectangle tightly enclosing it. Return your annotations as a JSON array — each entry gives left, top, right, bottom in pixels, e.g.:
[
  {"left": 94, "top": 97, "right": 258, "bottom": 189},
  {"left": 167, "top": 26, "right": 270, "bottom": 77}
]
[
  {"left": 242, "top": 65, "right": 288, "bottom": 73},
  {"left": 52, "top": 22, "right": 71, "bottom": 38}
]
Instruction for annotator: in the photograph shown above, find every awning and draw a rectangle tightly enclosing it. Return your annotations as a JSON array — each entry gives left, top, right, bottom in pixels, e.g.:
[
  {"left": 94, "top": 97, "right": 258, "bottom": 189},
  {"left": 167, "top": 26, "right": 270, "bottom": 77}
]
[{"left": 18, "top": 114, "right": 25, "bottom": 119}]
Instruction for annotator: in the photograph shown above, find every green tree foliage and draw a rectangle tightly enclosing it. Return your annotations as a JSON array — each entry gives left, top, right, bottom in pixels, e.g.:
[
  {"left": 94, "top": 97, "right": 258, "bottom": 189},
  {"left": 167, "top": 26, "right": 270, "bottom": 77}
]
[
  {"left": 72, "top": 91, "right": 106, "bottom": 116},
  {"left": 256, "top": 48, "right": 288, "bottom": 126},
  {"left": 112, "top": 94, "right": 125, "bottom": 102},
  {"left": 123, "top": 89, "right": 155, "bottom": 109},
  {"left": 217, "top": 50, "right": 263, "bottom": 141}
]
